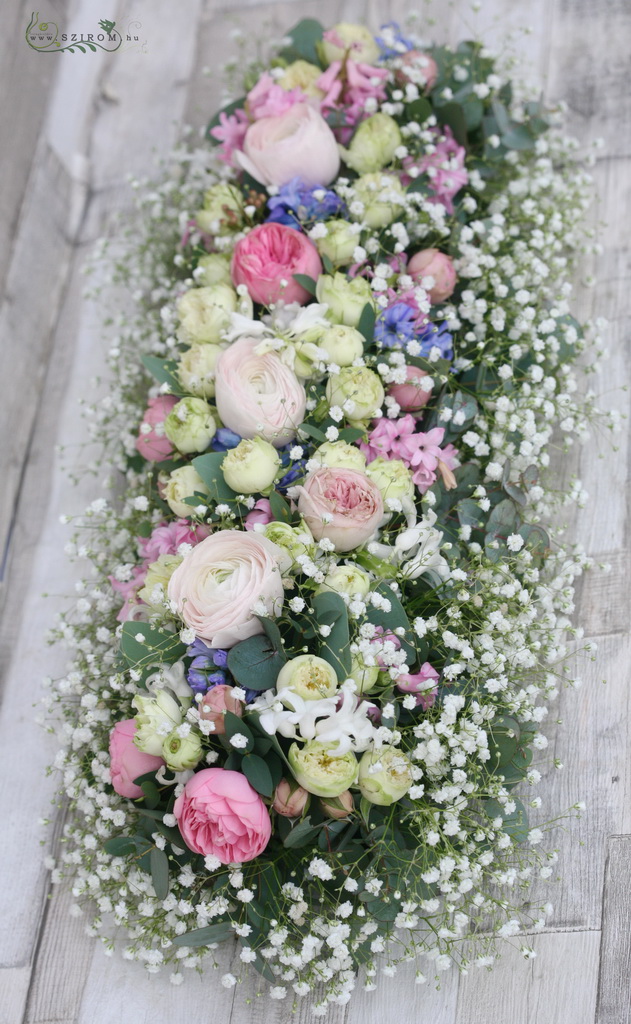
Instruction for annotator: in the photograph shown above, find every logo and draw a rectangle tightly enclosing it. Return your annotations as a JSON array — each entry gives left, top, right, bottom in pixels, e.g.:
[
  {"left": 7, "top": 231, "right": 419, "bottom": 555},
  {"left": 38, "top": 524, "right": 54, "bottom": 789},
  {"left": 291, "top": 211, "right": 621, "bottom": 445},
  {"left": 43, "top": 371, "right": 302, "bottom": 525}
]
[{"left": 26, "top": 12, "right": 146, "bottom": 53}]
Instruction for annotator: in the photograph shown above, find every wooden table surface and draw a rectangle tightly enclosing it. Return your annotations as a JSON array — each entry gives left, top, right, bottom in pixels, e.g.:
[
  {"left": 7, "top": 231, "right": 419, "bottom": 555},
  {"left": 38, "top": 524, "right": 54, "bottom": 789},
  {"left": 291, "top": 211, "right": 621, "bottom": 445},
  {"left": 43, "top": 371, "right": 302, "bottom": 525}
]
[{"left": 1, "top": 1, "right": 629, "bottom": 1022}]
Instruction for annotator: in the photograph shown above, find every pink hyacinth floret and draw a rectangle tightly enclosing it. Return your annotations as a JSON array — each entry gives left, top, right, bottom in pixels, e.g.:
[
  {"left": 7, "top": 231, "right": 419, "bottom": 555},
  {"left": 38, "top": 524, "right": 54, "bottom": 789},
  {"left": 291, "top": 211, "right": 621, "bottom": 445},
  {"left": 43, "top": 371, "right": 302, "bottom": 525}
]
[
  {"left": 246, "top": 72, "right": 307, "bottom": 120},
  {"left": 210, "top": 108, "right": 250, "bottom": 166},
  {"left": 401, "top": 127, "right": 469, "bottom": 215}
]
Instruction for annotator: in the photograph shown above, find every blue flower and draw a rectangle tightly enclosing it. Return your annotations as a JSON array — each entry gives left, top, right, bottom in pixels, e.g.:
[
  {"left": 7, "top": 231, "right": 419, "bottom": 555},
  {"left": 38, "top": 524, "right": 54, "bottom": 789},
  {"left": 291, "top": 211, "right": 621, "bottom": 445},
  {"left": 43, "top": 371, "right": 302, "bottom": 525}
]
[
  {"left": 417, "top": 321, "right": 454, "bottom": 360},
  {"left": 374, "top": 303, "right": 417, "bottom": 348},
  {"left": 376, "top": 21, "right": 415, "bottom": 59},
  {"left": 211, "top": 427, "right": 242, "bottom": 452},
  {"left": 266, "top": 177, "right": 346, "bottom": 228}
]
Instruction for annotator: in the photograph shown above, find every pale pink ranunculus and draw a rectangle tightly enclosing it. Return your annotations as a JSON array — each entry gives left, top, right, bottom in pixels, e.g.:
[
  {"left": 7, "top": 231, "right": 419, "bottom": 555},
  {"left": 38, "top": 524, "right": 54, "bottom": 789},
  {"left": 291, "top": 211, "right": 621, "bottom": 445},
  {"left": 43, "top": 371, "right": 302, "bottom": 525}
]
[
  {"left": 296, "top": 467, "right": 384, "bottom": 553},
  {"left": 388, "top": 364, "right": 433, "bottom": 412},
  {"left": 135, "top": 396, "right": 178, "bottom": 462},
  {"left": 109, "top": 719, "right": 165, "bottom": 798},
  {"left": 396, "top": 662, "right": 440, "bottom": 710},
  {"left": 272, "top": 779, "right": 310, "bottom": 817},
  {"left": 408, "top": 249, "right": 457, "bottom": 304},
  {"left": 237, "top": 103, "right": 340, "bottom": 187},
  {"left": 214, "top": 336, "right": 306, "bottom": 448},
  {"left": 231, "top": 222, "right": 322, "bottom": 307},
  {"left": 174, "top": 768, "right": 272, "bottom": 863},
  {"left": 244, "top": 498, "right": 273, "bottom": 531},
  {"left": 199, "top": 685, "right": 243, "bottom": 736},
  {"left": 167, "top": 529, "right": 289, "bottom": 648},
  {"left": 138, "top": 520, "right": 210, "bottom": 563}
]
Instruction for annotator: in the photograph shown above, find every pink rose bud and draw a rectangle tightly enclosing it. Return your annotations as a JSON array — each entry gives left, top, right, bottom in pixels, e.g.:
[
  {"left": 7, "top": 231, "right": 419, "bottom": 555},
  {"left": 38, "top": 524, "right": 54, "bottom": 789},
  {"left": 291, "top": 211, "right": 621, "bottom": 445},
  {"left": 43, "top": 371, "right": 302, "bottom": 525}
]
[
  {"left": 388, "top": 364, "right": 433, "bottom": 412},
  {"left": 174, "top": 768, "right": 272, "bottom": 863},
  {"left": 135, "top": 395, "right": 178, "bottom": 462},
  {"left": 272, "top": 779, "right": 310, "bottom": 817},
  {"left": 395, "top": 50, "right": 438, "bottom": 91},
  {"left": 321, "top": 789, "right": 355, "bottom": 820},
  {"left": 244, "top": 498, "right": 274, "bottom": 531},
  {"left": 237, "top": 102, "right": 340, "bottom": 188},
  {"left": 198, "top": 684, "right": 243, "bottom": 735},
  {"left": 109, "top": 719, "right": 165, "bottom": 798},
  {"left": 231, "top": 222, "right": 323, "bottom": 307},
  {"left": 408, "top": 249, "right": 457, "bottom": 304}
]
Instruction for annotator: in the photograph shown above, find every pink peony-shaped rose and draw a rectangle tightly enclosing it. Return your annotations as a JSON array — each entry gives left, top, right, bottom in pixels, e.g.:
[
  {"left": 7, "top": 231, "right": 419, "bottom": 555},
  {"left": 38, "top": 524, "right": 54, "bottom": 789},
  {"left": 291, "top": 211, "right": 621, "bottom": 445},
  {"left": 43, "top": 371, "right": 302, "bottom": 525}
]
[
  {"left": 296, "top": 467, "right": 384, "bottom": 553},
  {"left": 167, "top": 529, "right": 289, "bottom": 648},
  {"left": 174, "top": 768, "right": 272, "bottom": 863},
  {"left": 395, "top": 50, "right": 438, "bottom": 91},
  {"left": 109, "top": 719, "right": 165, "bottom": 798},
  {"left": 244, "top": 497, "right": 273, "bottom": 531},
  {"left": 388, "top": 364, "right": 434, "bottom": 413},
  {"left": 135, "top": 395, "right": 178, "bottom": 462},
  {"left": 199, "top": 685, "right": 243, "bottom": 736},
  {"left": 138, "top": 520, "right": 210, "bottom": 563},
  {"left": 237, "top": 103, "right": 340, "bottom": 188},
  {"left": 231, "top": 222, "right": 322, "bottom": 307},
  {"left": 214, "top": 336, "right": 306, "bottom": 448},
  {"left": 408, "top": 249, "right": 457, "bottom": 304}
]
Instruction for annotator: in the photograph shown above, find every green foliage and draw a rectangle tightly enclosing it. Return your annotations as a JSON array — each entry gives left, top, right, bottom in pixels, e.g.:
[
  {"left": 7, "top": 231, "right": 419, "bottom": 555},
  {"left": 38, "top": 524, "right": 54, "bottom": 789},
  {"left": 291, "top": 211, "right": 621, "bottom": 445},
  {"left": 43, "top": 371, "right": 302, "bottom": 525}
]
[
  {"left": 277, "top": 18, "right": 324, "bottom": 65},
  {"left": 120, "top": 621, "right": 187, "bottom": 670},
  {"left": 358, "top": 303, "right": 376, "bottom": 344},
  {"left": 227, "top": 633, "right": 287, "bottom": 691},
  {"left": 311, "top": 591, "right": 351, "bottom": 679},
  {"left": 150, "top": 848, "right": 169, "bottom": 899},
  {"left": 293, "top": 273, "right": 318, "bottom": 296},
  {"left": 172, "top": 921, "right": 234, "bottom": 947},
  {"left": 141, "top": 354, "right": 182, "bottom": 394},
  {"left": 241, "top": 753, "right": 274, "bottom": 797},
  {"left": 192, "top": 452, "right": 239, "bottom": 505}
]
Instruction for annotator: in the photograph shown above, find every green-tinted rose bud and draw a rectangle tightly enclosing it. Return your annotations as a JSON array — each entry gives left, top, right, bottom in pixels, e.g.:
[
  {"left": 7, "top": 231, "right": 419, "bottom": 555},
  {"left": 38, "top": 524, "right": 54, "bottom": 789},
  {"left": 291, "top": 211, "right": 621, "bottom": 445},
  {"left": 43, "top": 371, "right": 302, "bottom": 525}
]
[
  {"left": 318, "top": 325, "right": 365, "bottom": 366},
  {"left": 322, "top": 22, "right": 380, "bottom": 66},
  {"left": 311, "top": 440, "right": 366, "bottom": 472},
  {"left": 162, "top": 728, "right": 203, "bottom": 771},
  {"left": 177, "top": 284, "right": 242, "bottom": 345},
  {"left": 317, "top": 563, "right": 372, "bottom": 598},
  {"left": 162, "top": 465, "right": 210, "bottom": 518},
  {"left": 358, "top": 745, "right": 412, "bottom": 805},
  {"left": 222, "top": 437, "right": 280, "bottom": 494},
  {"left": 132, "top": 690, "right": 183, "bottom": 756},
  {"left": 366, "top": 456, "right": 415, "bottom": 503},
  {"left": 137, "top": 554, "right": 183, "bottom": 608},
  {"left": 316, "top": 273, "right": 376, "bottom": 328},
  {"left": 195, "top": 183, "right": 245, "bottom": 235},
  {"left": 276, "top": 655, "right": 339, "bottom": 701},
  {"left": 278, "top": 59, "right": 324, "bottom": 98},
  {"left": 263, "top": 520, "right": 315, "bottom": 566},
  {"left": 348, "top": 653, "right": 380, "bottom": 694},
  {"left": 288, "top": 740, "right": 358, "bottom": 797},
  {"left": 340, "top": 114, "right": 402, "bottom": 176},
  {"left": 177, "top": 343, "right": 223, "bottom": 398},
  {"left": 196, "top": 253, "right": 232, "bottom": 287},
  {"left": 164, "top": 397, "right": 216, "bottom": 455},
  {"left": 326, "top": 366, "right": 385, "bottom": 424},
  {"left": 320, "top": 789, "right": 355, "bottom": 819},
  {"left": 353, "top": 172, "right": 406, "bottom": 229},
  {"left": 315, "top": 220, "right": 362, "bottom": 267}
]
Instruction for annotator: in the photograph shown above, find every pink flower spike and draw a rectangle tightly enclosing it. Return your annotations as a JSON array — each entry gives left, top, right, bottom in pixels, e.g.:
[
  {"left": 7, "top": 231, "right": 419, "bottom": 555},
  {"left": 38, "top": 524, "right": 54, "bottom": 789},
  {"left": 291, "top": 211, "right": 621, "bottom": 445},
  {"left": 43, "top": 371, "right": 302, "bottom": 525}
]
[{"left": 210, "top": 108, "right": 249, "bottom": 166}]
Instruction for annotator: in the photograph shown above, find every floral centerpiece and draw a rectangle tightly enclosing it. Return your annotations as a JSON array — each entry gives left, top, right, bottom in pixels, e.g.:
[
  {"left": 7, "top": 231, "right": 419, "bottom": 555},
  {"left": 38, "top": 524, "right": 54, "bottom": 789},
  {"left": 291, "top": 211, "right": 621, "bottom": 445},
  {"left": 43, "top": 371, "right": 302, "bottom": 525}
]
[{"left": 47, "top": 16, "right": 612, "bottom": 1012}]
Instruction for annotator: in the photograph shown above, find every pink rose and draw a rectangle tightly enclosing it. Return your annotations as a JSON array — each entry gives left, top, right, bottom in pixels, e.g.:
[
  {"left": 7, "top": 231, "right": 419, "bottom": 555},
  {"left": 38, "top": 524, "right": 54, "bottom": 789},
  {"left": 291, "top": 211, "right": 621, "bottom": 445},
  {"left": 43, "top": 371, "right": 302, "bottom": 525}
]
[
  {"left": 138, "top": 520, "right": 210, "bottom": 562},
  {"left": 231, "top": 222, "right": 322, "bottom": 307},
  {"left": 388, "top": 364, "right": 433, "bottom": 412},
  {"left": 244, "top": 498, "right": 273, "bottom": 531},
  {"left": 135, "top": 395, "right": 178, "bottom": 462},
  {"left": 214, "top": 337, "right": 306, "bottom": 448},
  {"left": 272, "top": 779, "right": 310, "bottom": 817},
  {"left": 395, "top": 50, "right": 438, "bottom": 91},
  {"left": 109, "top": 719, "right": 165, "bottom": 798},
  {"left": 396, "top": 662, "right": 440, "bottom": 710},
  {"left": 174, "top": 768, "right": 271, "bottom": 863},
  {"left": 408, "top": 249, "right": 457, "bottom": 304},
  {"left": 296, "top": 467, "right": 384, "bottom": 553},
  {"left": 237, "top": 103, "right": 340, "bottom": 188},
  {"left": 167, "top": 529, "right": 289, "bottom": 648},
  {"left": 199, "top": 685, "right": 243, "bottom": 736}
]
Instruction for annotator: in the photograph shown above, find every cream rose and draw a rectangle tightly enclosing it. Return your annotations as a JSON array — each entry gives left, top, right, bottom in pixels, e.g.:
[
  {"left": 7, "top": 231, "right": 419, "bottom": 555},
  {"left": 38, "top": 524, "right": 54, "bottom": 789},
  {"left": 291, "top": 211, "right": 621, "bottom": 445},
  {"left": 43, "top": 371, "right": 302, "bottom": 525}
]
[{"left": 296, "top": 467, "right": 384, "bottom": 553}]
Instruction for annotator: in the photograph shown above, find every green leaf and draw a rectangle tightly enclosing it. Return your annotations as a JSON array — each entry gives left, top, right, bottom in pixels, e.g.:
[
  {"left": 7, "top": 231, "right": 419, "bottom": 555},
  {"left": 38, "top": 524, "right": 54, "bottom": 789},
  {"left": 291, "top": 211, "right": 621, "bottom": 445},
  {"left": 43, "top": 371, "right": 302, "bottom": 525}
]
[
  {"left": 297, "top": 421, "right": 327, "bottom": 443},
  {"left": 206, "top": 96, "right": 246, "bottom": 144},
  {"left": 268, "top": 489, "right": 292, "bottom": 523},
  {"left": 462, "top": 95, "right": 484, "bottom": 130},
  {"left": 227, "top": 634, "right": 287, "bottom": 691},
  {"left": 501, "top": 124, "right": 535, "bottom": 150},
  {"left": 103, "top": 836, "right": 141, "bottom": 857},
  {"left": 484, "top": 797, "right": 529, "bottom": 843},
  {"left": 487, "top": 715, "right": 520, "bottom": 771},
  {"left": 487, "top": 499, "right": 518, "bottom": 537},
  {"left": 241, "top": 753, "right": 274, "bottom": 797},
  {"left": 192, "top": 452, "right": 239, "bottom": 504},
  {"left": 322, "top": 253, "right": 334, "bottom": 275},
  {"left": 120, "top": 621, "right": 186, "bottom": 670},
  {"left": 338, "top": 426, "right": 365, "bottom": 443},
  {"left": 140, "top": 780, "right": 160, "bottom": 809},
  {"left": 457, "top": 498, "right": 482, "bottom": 528},
  {"left": 223, "top": 711, "right": 254, "bottom": 750},
  {"left": 519, "top": 523, "right": 549, "bottom": 556},
  {"left": 150, "top": 848, "right": 169, "bottom": 899},
  {"left": 172, "top": 921, "right": 233, "bottom": 947},
  {"left": 357, "top": 303, "right": 376, "bottom": 344},
  {"left": 256, "top": 614, "right": 285, "bottom": 651},
  {"left": 283, "top": 815, "right": 321, "bottom": 849},
  {"left": 406, "top": 97, "right": 432, "bottom": 123},
  {"left": 141, "top": 354, "right": 182, "bottom": 393},
  {"left": 293, "top": 273, "right": 318, "bottom": 296},
  {"left": 278, "top": 18, "right": 324, "bottom": 65},
  {"left": 435, "top": 102, "right": 468, "bottom": 146},
  {"left": 312, "top": 591, "right": 351, "bottom": 679}
]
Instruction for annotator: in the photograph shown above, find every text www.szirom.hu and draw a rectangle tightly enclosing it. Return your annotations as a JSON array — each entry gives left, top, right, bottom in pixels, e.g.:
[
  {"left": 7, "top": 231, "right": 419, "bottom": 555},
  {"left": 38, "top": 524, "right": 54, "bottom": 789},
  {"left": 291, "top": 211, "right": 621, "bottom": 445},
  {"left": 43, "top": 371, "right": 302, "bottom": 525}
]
[{"left": 29, "top": 31, "right": 139, "bottom": 42}]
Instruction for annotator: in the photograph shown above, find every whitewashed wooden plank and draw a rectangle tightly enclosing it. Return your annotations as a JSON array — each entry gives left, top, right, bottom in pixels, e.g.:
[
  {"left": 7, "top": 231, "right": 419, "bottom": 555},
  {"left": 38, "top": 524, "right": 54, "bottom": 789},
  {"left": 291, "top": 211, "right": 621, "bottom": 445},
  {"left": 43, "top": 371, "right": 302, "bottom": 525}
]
[
  {"left": 595, "top": 835, "right": 631, "bottom": 1024},
  {"left": 455, "top": 930, "right": 600, "bottom": 1024},
  {"left": 344, "top": 957, "right": 459, "bottom": 1024},
  {"left": 0, "top": 966, "right": 32, "bottom": 1024}
]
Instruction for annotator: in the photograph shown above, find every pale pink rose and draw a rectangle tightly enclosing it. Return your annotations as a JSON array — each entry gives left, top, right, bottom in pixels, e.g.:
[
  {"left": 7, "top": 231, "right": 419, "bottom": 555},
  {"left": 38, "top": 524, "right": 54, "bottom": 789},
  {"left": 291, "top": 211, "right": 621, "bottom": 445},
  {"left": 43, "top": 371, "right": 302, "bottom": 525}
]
[
  {"left": 109, "top": 719, "right": 165, "bottom": 798},
  {"left": 174, "top": 768, "right": 271, "bottom": 863},
  {"left": 408, "top": 249, "right": 457, "bottom": 304},
  {"left": 272, "top": 779, "right": 310, "bottom": 817},
  {"left": 296, "top": 467, "right": 384, "bottom": 553},
  {"left": 214, "top": 337, "right": 306, "bottom": 448},
  {"left": 199, "top": 685, "right": 243, "bottom": 736},
  {"left": 237, "top": 103, "right": 340, "bottom": 187},
  {"left": 395, "top": 50, "right": 438, "bottom": 91},
  {"left": 244, "top": 498, "right": 273, "bottom": 531},
  {"left": 167, "top": 529, "right": 288, "bottom": 648},
  {"left": 231, "top": 222, "right": 322, "bottom": 307},
  {"left": 396, "top": 662, "right": 440, "bottom": 710},
  {"left": 135, "top": 395, "right": 178, "bottom": 462},
  {"left": 138, "top": 520, "right": 210, "bottom": 562},
  {"left": 321, "top": 790, "right": 354, "bottom": 819},
  {"left": 388, "top": 364, "right": 433, "bottom": 412}
]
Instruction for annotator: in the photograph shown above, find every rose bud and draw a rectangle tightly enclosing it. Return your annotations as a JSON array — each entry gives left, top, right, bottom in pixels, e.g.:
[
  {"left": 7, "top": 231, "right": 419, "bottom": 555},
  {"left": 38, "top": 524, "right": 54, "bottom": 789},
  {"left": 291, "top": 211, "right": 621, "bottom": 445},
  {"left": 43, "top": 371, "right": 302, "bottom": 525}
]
[{"left": 272, "top": 779, "right": 310, "bottom": 817}]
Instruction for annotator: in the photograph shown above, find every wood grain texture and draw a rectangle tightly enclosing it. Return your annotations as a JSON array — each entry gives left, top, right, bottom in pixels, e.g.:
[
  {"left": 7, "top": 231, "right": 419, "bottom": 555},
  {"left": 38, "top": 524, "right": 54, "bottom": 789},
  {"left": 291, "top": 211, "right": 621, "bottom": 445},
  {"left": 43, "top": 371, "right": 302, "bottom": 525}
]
[{"left": 595, "top": 836, "right": 631, "bottom": 1024}]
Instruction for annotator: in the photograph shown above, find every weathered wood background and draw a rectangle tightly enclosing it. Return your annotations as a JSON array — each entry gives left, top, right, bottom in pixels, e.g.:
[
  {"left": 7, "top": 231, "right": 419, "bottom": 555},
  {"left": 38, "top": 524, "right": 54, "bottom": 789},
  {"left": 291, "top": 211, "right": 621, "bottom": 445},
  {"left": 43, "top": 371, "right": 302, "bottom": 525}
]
[{"left": 1, "top": 0, "right": 629, "bottom": 1021}]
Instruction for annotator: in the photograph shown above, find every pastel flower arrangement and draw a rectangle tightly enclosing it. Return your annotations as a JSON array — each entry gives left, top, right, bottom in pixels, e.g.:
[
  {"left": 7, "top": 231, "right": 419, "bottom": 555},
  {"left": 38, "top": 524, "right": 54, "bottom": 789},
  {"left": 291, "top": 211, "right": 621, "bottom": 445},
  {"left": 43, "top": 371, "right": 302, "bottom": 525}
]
[{"left": 47, "top": 16, "right": 613, "bottom": 1011}]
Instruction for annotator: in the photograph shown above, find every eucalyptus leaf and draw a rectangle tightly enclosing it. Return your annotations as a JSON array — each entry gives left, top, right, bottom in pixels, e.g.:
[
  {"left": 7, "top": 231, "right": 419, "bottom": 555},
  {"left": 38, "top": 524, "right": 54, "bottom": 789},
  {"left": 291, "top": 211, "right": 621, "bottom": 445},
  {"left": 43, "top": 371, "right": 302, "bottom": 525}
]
[
  {"left": 293, "top": 273, "right": 318, "bottom": 296},
  {"left": 192, "top": 452, "right": 239, "bottom": 504},
  {"left": 312, "top": 591, "right": 351, "bottom": 679},
  {"left": 357, "top": 302, "right": 376, "bottom": 344},
  {"left": 150, "top": 848, "right": 169, "bottom": 900},
  {"left": 283, "top": 815, "right": 321, "bottom": 849},
  {"left": 227, "top": 634, "right": 287, "bottom": 691},
  {"left": 241, "top": 753, "right": 274, "bottom": 797},
  {"left": 120, "top": 622, "right": 186, "bottom": 670},
  {"left": 172, "top": 921, "right": 233, "bottom": 947}
]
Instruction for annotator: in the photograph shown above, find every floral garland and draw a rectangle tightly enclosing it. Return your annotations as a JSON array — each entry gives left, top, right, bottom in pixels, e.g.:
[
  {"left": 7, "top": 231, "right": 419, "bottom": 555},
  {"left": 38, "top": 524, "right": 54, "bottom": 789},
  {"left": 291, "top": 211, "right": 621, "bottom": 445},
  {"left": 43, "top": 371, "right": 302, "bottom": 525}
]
[{"left": 47, "top": 17, "right": 613, "bottom": 1011}]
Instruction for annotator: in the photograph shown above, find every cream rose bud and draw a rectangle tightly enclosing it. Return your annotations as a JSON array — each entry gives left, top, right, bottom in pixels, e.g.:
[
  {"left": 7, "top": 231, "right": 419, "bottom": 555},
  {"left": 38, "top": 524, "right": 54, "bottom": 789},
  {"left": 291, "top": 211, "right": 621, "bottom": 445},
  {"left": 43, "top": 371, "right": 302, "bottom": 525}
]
[
  {"left": 288, "top": 740, "right": 358, "bottom": 797},
  {"left": 296, "top": 467, "right": 384, "bottom": 552},
  {"left": 316, "top": 273, "right": 375, "bottom": 328},
  {"left": 366, "top": 457, "right": 415, "bottom": 503},
  {"left": 164, "top": 397, "right": 216, "bottom": 455},
  {"left": 132, "top": 690, "right": 183, "bottom": 757},
  {"left": 358, "top": 745, "right": 412, "bottom": 805},
  {"left": 322, "top": 22, "right": 380, "bottom": 65},
  {"left": 315, "top": 220, "right": 361, "bottom": 267},
  {"left": 263, "top": 520, "right": 315, "bottom": 566},
  {"left": 352, "top": 172, "right": 406, "bottom": 229},
  {"left": 195, "top": 253, "right": 232, "bottom": 287},
  {"left": 326, "top": 366, "right": 385, "bottom": 424},
  {"left": 177, "top": 284, "right": 243, "bottom": 346},
  {"left": 177, "top": 344, "right": 223, "bottom": 399},
  {"left": 317, "top": 563, "right": 372, "bottom": 598},
  {"left": 162, "top": 728, "right": 203, "bottom": 772},
  {"left": 339, "top": 113, "right": 402, "bottom": 176},
  {"left": 278, "top": 60, "right": 324, "bottom": 98},
  {"left": 222, "top": 437, "right": 280, "bottom": 494},
  {"left": 276, "top": 655, "right": 339, "bottom": 701},
  {"left": 311, "top": 440, "right": 367, "bottom": 472},
  {"left": 138, "top": 554, "right": 183, "bottom": 608},
  {"left": 318, "top": 325, "right": 365, "bottom": 366},
  {"left": 349, "top": 653, "right": 380, "bottom": 694},
  {"left": 162, "top": 465, "right": 210, "bottom": 518},
  {"left": 195, "top": 183, "right": 245, "bottom": 236},
  {"left": 320, "top": 790, "right": 355, "bottom": 819}
]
